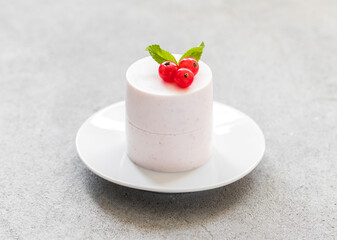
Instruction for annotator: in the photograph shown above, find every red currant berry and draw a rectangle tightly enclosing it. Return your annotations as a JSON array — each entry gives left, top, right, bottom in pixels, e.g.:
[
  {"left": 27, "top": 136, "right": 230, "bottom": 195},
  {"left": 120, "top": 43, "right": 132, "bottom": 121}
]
[
  {"left": 174, "top": 68, "right": 194, "bottom": 88},
  {"left": 158, "top": 61, "right": 178, "bottom": 82},
  {"left": 179, "top": 57, "right": 199, "bottom": 75}
]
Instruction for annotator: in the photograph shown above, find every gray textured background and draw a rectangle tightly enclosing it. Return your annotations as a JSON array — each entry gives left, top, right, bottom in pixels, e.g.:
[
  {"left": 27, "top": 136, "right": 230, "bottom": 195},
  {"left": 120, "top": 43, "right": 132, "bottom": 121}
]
[{"left": 1, "top": 0, "right": 336, "bottom": 239}]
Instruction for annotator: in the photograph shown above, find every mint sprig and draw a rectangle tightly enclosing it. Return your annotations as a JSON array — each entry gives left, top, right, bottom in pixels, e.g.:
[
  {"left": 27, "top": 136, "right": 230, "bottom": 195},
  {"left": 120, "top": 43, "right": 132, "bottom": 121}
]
[
  {"left": 145, "top": 45, "right": 177, "bottom": 64},
  {"left": 178, "top": 42, "right": 205, "bottom": 63},
  {"left": 145, "top": 42, "right": 205, "bottom": 65}
]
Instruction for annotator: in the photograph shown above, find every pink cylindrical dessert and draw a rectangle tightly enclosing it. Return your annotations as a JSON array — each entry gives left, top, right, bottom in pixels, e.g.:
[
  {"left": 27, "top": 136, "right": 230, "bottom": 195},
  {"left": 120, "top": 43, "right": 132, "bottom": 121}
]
[{"left": 126, "top": 55, "right": 213, "bottom": 172}]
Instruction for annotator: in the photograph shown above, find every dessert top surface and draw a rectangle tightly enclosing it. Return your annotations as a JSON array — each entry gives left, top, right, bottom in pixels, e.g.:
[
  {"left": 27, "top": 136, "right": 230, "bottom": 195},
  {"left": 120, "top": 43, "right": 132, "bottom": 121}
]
[{"left": 126, "top": 55, "right": 212, "bottom": 96}]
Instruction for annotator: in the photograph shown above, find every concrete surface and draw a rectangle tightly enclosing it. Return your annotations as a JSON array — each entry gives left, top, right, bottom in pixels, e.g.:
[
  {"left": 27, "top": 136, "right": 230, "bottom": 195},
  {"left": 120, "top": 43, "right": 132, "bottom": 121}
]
[{"left": 0, "top": 0, "right": 336, "bottom": 239}]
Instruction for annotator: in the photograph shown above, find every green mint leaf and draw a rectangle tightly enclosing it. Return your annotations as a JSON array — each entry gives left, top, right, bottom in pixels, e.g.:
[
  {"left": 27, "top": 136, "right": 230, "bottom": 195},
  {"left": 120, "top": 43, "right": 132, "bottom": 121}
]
[
  {"left": 179, "top": 42, "right": 205, "bottom": 63},
  {"left": 145, "top": 45, "right": 177, "bottom": 64}
]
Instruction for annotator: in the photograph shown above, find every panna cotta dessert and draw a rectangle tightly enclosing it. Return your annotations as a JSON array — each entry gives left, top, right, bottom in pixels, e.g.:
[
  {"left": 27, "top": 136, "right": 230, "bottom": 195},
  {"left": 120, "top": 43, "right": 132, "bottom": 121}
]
[{"left": 126, "top": 43, "right": 213, "bottom": 172}]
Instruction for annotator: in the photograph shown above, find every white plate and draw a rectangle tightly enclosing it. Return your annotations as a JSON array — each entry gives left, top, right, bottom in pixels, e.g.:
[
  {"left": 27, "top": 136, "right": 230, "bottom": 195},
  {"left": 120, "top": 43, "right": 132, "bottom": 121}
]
[{"left": 76, "top": 101, "right": 265, "bottom": 193}]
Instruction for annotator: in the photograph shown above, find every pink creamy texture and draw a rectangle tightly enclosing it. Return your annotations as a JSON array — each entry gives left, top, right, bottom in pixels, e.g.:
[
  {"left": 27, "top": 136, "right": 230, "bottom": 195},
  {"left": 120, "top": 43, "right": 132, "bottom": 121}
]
[
  {"left": 126, "top": 122, "right": 212, "bottom": 172},
  {"left": 126, "top": 55, "right": 213, "bottom": 172}
]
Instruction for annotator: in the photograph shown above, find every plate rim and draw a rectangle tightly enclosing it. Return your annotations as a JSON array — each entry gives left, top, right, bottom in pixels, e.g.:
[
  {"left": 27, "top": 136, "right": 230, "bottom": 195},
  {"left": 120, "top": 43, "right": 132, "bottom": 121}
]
[{"left": 76, "top": 101, "right": 265, "bottom": 193}]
